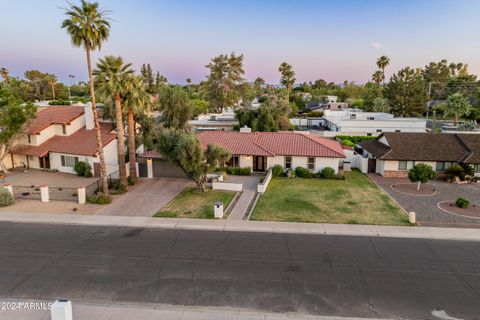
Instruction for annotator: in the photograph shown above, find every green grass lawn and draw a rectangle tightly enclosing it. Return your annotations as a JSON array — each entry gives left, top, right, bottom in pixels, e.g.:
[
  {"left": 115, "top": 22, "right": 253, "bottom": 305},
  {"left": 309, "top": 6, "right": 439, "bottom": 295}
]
[
  {"left": 251, "top": 170, "right": 409, "bottom": 225},
  {"left": 155, "top": 187, "right": 236, "bottom": 219}
]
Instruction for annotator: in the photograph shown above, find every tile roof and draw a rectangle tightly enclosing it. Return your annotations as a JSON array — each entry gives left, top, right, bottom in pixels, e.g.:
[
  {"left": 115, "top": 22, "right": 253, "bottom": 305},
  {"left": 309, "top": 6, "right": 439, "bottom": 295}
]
[
  {"left": 138, "top": 150, "right": 163, "bottom": 159},
  {"left": 197, "top": 131, "right": 345, "bottom": 158},
  {"left": 26, "top": 106, "right": 85, "bottom": 135},
  {"left": 359, "top": 132, "right": 480, "bottom": 163},
  {"left": 12, "top": 123, "right": 116, "bottom": 157}
]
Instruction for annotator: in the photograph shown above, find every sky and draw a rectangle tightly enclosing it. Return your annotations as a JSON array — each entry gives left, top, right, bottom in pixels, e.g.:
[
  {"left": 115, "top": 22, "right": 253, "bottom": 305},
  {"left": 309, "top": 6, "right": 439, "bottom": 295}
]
[{"left": 1, "top": 0, "right": 480, "bottom": 85}]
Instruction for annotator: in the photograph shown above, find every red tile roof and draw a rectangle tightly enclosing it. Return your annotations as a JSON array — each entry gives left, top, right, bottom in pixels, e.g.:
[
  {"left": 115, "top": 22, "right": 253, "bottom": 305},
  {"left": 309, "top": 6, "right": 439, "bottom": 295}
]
[
  {"left": 26, "top": 106, "right": 85, "bottom": 135},
  {"left": 12, "top": 123, "right": 116, "bottom": 157},
  {"left": 197, "top": 131, "right": 345, "bottom": 158},
  {"left": 138, "top": 150, "right": 163, "bottom": 159}
]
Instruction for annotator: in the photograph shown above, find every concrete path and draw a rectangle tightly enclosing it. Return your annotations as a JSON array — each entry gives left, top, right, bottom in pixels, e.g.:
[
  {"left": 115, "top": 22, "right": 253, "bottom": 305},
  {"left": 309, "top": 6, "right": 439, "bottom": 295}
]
[
  {"left": 0, "top": 211, "right": 479, "bottom": 241},
  {"left": 97, "top": 178, "right": 191, "bottom": 217},
  {"left": 226, "top": 175, "right": 259, "bottom": 220},
  {"left": 0, "top": 300, "right": 390, "bottom": 320}
]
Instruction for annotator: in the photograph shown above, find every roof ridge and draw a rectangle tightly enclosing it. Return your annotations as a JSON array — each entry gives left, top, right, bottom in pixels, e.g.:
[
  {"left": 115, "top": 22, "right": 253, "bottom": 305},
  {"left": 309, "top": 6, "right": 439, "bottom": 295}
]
[
  {"left": 302, "top": 133, "right": 345, "bottom": 158},
  {"left": 253, "top": 132, "right": 275, "bottom": 156},
  {"left": 454, "top": 133, "right": 473, "bottom": 163}
]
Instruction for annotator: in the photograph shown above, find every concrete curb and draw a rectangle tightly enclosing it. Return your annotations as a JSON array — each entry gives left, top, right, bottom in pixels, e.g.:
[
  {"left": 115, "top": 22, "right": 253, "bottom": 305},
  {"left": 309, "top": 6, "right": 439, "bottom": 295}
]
[{"left": 0, "top": 211, "right": 479, "bottom": 241}]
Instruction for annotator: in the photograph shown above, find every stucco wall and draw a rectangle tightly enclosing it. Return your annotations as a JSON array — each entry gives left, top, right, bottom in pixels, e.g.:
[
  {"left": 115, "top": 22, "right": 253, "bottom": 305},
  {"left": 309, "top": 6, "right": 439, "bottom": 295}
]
[
  {"left": 266, "top": 155, "right": 340, "bottom": 173},
  {"left": 375, "top": 160, "right": 384, "bottom": 176},
  {"left": 65, "top": 116, "right": 86, "bottom": 135},
  {"left": 239, "top": 155, "right": 253, "bottom": 169}
]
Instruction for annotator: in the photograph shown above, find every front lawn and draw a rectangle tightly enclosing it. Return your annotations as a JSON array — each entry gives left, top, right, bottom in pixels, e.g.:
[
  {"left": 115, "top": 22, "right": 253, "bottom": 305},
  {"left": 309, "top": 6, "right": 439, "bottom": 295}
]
[
  {"left": 155, "top": 187, "right": 236, "bottom": 219},
  {"left": 251, "top": 170, "right": 409, "bottom": 225}
]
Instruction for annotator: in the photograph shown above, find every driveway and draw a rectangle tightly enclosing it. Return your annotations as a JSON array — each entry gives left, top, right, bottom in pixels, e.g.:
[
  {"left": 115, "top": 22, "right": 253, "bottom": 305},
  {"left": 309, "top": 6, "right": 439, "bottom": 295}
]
[
  {"left": 224, "top": 175, "right": 260, "bottom": 220},
  {"left": 369, "top": 174, "right": 480, "bottom": 227},
  {"left": 97, "top": 178, "right": 192, "bottom": 217}
]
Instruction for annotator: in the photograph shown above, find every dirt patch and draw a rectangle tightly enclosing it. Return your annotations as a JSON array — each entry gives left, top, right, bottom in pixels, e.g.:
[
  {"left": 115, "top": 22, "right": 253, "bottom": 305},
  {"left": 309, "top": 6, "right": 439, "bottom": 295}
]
[
  {"left": 390, "top": 183, "right": 436, "bottom": 196},
  {"left": 437, "top": 201, "right": 480, "bottom": 219}
]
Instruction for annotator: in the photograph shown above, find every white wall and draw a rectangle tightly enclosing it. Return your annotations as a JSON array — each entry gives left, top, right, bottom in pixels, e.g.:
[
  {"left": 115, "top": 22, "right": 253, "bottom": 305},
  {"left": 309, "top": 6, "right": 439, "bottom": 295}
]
[
  {"left": 351, "top": 154, "right": 368, "bottom": 173},
  {"left": 212, "top": 181, "right": 243, "bottom": 192},
  {"left": 65, "top": 116, "right": 85, "bottom": 135},
  {"left": 375, "top": 160, "right": 384, "bottom": 176},
  {"left": 239, "top": 155, "right": 253, "bottom": 169},
  {"left": 50, "top": 153, "right": 92, "bottom": 174},
  {"left": 1, "top": 154, "right": 13, "bottom": 169},
  {"left": 266, "top": 155, "right": 340, "bottom": 173}
]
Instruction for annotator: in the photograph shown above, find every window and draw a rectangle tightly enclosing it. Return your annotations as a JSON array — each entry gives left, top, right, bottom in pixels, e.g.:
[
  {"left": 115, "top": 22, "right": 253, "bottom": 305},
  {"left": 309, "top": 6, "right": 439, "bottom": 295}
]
[
  {"left": 436, "top": 161, "right": 454, "bottom": 171},
  {"left": 475, "top": 164, "right": 480, "bottom": 174},
  {"left": 367, "top": 117, "right": 375, "bottom": 120},
  {"left": 62, "top": 124, "right": 66, "bottom": 134},
  {"left": 232, "top": 155, "right": 239, "bottom": 167},
  {"left": 61, "top": 155, "right": 78, "bottom": 168},
  {"left": 376, "top": 129, "right": 382, "bottom": 132},
  {"left": 398, "top": 160, "right": 414, "bottom": 170},
  {"left": 367, "top": 133, "right": 372, "bottom": 136},
  {"left": 307, "top": 157, "right": 315, "bottom": 170},
  {"left": 285, "top": 156, "right": 292, "bottom": 169},
  {"left": 395, "top": 130, "right": 401, "bottom": 132}
]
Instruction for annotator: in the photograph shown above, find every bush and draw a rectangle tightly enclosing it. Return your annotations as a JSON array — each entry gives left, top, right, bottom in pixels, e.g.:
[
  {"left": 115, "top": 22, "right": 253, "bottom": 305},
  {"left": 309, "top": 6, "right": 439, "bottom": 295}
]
[
  {"left": 336, "top": 135, "right": 376, "bottom": 144},
  {"left": 341, "top": 139, "right": 355, "bottom": 147},
  {"left": 74, "top": 161, "right": 86, "bottom": 176},
  {"left": 226, "top": 167, "right": 251, "bottom": 176},
  {"left": 295, "top": 166, "right": 313, "bottom": 178},
  {"left": 0, "top": 188, "right": 14, "bottom": 207},
  {"left": 445, "top": 165, "right": 465, "bottom": 181},
  {"left": 271, "top": 165, "right": 285, "bottom": 177},
  {"left": 455, "top": 197, "right": 469, "bottom": 208},
  {"left": 319, "top": 167, "right": 336, "bottom": 179},
  {"left": 307, "top": 111, "right": 323, "bottom": 117},
  {"left": 48, "top": 100, "right": 71, "bottom": 105},
  {"left": 88, "top": 193, "right": 112, "bottom": 205},
  {"left": 108, "top": 180, "right": 127, "bottom": 194}
]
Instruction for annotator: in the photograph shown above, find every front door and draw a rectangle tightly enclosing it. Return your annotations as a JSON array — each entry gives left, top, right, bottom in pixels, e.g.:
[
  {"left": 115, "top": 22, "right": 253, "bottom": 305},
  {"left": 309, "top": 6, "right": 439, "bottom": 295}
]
[
  {"left": 42, "top": 155, "right": 50, "bottom": 169},
  {"left": 253, "top": 156, "right": 266, "bottom": 172}
]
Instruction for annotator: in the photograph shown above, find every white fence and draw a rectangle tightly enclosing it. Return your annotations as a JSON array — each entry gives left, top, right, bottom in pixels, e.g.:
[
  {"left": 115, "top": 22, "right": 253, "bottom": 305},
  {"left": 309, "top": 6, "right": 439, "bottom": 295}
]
[
  {"left": 257, "top": 169, "right": 272, "bottom": 193},
  {"left": 212, "top": 181, "right": 243, "bottom": 192},
  {"left": 351, "top": 154, "right": 368, "bottom": 173}
]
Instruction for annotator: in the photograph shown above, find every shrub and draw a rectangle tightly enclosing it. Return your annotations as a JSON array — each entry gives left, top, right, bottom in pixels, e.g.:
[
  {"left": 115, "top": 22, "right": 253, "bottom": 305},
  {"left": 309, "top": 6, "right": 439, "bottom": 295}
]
[
  {"left": 74, "top": 161, "right": 87, "bottom": 176},
  {"left": 307, "top": 111, "right": 323, "bottom": 117},
  {"left": 108, "top": 180, "right": 127, "bottom": 194},
  {"left": 88, "top": 193, "right": 112, "bottom": 205},
  {"left": 0, "top": 188, "right": 14, "bottom": 207},
  {"left": 319, "top": 167, "right": 336, "bottom": 179},
  {"left": 460, "top": 163, "right": 475, "bottom": 178},
  {"left": 445, "top": 165, "right": 465, "bottom": 181},
  {"left": 226, "top": 167, "right": 251, "bottom": 176},
  {"left": 336, "top": 135, "right": 376, "bottom": 144},
  {"left": 455, "top": 197, "right": 469, "bottom": 208},
  {"left": 84, "top": 163, "right": 93, "bottom": 177},
  {"left": 341, "top": 139, "right": 355, "bottom": 147},
  {"left": 48, "top": 100, "right": 71, "bottom": 105},
  {"left": 271, "top": 165, "right": 285, "bottom": 177},
  {"left": 295, "top": 166, "right": 313, "bottom": 178}
]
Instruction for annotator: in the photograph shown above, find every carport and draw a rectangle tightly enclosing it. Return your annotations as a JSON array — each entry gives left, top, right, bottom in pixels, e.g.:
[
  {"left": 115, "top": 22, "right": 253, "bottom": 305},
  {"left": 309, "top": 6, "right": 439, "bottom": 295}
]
[{"left": 137, "top": 150, "right": 187, "bottom": 179}]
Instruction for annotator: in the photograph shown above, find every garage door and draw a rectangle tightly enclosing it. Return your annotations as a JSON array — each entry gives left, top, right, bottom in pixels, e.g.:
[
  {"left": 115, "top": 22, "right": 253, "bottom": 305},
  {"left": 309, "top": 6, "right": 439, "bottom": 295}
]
[{"left": 153, "top": 159, "right": 188, "bottom": 179}]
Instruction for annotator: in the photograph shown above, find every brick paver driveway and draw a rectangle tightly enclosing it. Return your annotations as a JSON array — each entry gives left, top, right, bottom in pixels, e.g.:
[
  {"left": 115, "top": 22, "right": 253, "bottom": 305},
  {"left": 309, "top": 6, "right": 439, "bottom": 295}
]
[
  {"left": 369, "top": 174, "right": 480, "bottom": 227},
  {"left": 97, "top": 178, "right": 192, "bottom": 217}
]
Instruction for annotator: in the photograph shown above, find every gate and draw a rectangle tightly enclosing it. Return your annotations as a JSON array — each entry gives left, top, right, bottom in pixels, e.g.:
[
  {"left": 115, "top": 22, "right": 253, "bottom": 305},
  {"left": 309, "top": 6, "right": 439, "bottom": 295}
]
[{"left": 368, "top": 159, "right": 376, "bottom": 173}]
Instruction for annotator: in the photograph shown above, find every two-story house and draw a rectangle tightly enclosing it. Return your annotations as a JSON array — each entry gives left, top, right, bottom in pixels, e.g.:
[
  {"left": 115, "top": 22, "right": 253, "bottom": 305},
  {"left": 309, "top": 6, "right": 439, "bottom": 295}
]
[{"left": 2, "top": 105, "right": 119, "bottom": 176}]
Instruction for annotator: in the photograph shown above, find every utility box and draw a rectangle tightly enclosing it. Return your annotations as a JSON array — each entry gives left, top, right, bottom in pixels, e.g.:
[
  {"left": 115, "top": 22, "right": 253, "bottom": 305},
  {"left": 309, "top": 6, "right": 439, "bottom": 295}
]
[
  {"left": 214, "top": 201, "right": 223, "bottom": 219},
  {"left": 408, "top": 211, "right": 416, "bottom": 224},
  {"left": 51, "top": 300, "right": 73, "bottom": 320}
]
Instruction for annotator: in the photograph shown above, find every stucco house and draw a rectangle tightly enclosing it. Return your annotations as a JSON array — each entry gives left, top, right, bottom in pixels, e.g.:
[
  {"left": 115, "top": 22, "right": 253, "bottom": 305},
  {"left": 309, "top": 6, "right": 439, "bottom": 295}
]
[
  {"left": 2, "top": 105, "right": 119, "bottom": 176},
  {"left": 197, "top": 131, "right": 345, "bottom": 173},
  {"left": 359, "top": 132, "right": 480, "bottom": 177}
]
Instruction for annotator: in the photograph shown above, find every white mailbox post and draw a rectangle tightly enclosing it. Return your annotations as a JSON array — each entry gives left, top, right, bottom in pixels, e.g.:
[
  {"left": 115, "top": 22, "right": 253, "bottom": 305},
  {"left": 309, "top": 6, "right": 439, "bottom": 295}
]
[
  {"left": 214, "top": 201, "right": 224, "bottom": 219},
  {"left": 408, "top": 211, "right": 416, "bottom": 224},
  {"left": 51, "top": 300, "right": 73, "bottom": 320}
]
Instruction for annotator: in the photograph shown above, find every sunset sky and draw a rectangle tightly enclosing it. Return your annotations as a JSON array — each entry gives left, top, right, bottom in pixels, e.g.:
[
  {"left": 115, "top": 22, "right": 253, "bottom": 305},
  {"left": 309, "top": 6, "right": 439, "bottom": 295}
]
[{"left": 2, "top": 0, "right": 480, "bottom": 84}]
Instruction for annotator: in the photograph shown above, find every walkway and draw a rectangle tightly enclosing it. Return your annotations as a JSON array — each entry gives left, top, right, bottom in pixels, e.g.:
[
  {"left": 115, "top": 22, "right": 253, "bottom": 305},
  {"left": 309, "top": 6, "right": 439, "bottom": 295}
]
[
  {"left": 225, "top": 175, "right": 259, "bottom": 220},
  {"left": 97, "top": 178, "right": 191, "bottom": 217}
]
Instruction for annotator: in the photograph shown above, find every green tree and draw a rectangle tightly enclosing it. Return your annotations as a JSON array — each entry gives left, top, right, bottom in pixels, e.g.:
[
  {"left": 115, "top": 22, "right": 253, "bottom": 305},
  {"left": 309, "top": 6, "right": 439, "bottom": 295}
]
[
  {"left": 236, "top": 95, "right": 291, "bottom": 132},
  {"left": 0, "top": 88, "right": 37, "bottom": 173},
  {"left": 0, "top": 68, "right": 10, "bottom": 85},
  {"left": 408, "top": 164, "right": 436, "bottom": 190},
  {"left": 24, "top": 70, "right": 49, "bottom": 101},
  {"left": 384, "top": 67, "right": 427, "bottom": 116},
  {"left": 371, "top": 70, "right": 384, "bottom": 85},
  {"left": 278, "top": 62, "right": 295, "bottom": 99},
  {"left": 62, "top": 0, "right": 111, "bottom": 195},
  {"left": 204, "top": 53, "right": 245, "bottom": 113},
  {"left": 376, "top": 55, "right": 390, "bottom": 85},
  {"left": 158, "top": 86, "right": 192, "bottom": 130},
  {"left": 156, "top": 130, "right": 230, "bottom": 191},
  {"left": 93, "top": 55, "right": 135, "bottom": 187},
  {"left": 45, "top": 74, "right": 57, "bottom": 100},
  {"left": 441, "top": 93, "right": 471, "bottom": 126},
  {"left": 253, "top": 77, "right": 265, "bottom": 93},
  {"left": 372, "top": 97, "right": 390, "bottom": 113}
]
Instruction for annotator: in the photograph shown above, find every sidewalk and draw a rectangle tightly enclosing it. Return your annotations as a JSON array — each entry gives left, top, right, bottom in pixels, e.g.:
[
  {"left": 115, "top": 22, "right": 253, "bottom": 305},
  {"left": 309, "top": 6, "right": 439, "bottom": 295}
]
[
  {"left": 0, "top": 300, "right": 392, "bottom": 320},
  {"left": 0, "top": 211, "right": 479, "bottom": 241},
  {"left": 226, "top": 175, "right": 259, "bottom": 220}
]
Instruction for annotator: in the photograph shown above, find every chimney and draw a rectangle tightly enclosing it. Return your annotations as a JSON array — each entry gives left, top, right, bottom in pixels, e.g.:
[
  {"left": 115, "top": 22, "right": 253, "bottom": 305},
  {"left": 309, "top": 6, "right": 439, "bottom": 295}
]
[
  {"left": 240, "top": 125, "right": 251, "bottom": 133},
  {"left": 84, "top": 103, "right": 94, "bottom": 130}
]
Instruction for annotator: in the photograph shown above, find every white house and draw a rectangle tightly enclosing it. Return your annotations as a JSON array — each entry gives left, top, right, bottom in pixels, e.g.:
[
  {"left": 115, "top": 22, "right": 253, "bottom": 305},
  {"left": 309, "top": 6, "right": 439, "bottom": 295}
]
[
  {"left": 3, "top": 105, "right": 119, "bottom": 176},
  {"left": 197, "top": 131, "right": 345, "bottom": 173},
  {"left": 323, "top": 109, "right": 427, "bottom": 136},
  {"left": 188, "top": 108, "right": 239, "bottom": 131}
]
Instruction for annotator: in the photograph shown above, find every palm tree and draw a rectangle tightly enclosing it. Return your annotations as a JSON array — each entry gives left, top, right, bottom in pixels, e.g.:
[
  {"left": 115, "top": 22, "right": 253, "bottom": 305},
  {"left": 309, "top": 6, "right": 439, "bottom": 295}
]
[
  {"left": 442, "top": 93, "right": 471, "bottom": 126},
  {"left": 123, "top": 75, "right": 151, "bottom": 184},
  {"left": 61, "top": 0, "right": 111, "bottom": 196},
  {"left": 371, "top": 70, "right": 384, "bottom": 85},
  {"left": 93, "top": 56, "right": 134, "bottom": 188},
  {"left": 0, "top": 68, "right": 9, "bottom": 85},
  {"left": 376, "top": 55, "right": 390, "bottom": 85},
  {"left": 46, "top": 74, "right": 57, "bottom": 100},
  {"left": 278, "top": 62, "right": 295, "bottom": 100}
]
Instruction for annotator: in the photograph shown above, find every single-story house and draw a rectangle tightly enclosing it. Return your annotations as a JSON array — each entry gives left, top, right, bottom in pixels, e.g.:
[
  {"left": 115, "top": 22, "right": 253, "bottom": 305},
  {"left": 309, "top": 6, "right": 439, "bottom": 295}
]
[
  {"left": 197, "top": 131, "right": 345, "bottom": 173},
  {"left": 3, "top": 105, "right": 119, "bottom": 176},
  {"left": 359, "top": 132, "right": 480, "bottom": 177}
]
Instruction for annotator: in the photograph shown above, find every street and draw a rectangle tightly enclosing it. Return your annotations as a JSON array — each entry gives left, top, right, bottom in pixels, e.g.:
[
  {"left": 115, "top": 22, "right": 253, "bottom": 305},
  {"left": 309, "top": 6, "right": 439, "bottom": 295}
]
[{"left": 0, "top": 222, "right": 479, "bottom": 319}]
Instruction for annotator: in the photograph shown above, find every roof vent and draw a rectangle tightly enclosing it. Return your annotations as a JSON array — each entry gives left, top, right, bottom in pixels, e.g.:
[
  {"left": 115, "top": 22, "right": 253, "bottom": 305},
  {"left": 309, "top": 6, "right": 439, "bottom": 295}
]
[{"left": 240, "top": 126, "right": 251, "bottom": 133}]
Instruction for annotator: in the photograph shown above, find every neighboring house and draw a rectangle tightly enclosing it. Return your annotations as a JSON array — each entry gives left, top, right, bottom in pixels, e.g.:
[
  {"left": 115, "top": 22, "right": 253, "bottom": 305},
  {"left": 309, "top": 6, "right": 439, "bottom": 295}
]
[
  {"left": 3, "top": 105, "right": 119, "bottom": 176},
  {"left": 323, "top": 109, "right": 426, "bottom": 136},
  {"left": 197, "top": 131, "right": 345, "bottom": 173},
  {"left": 359, "top": 132, "right": 480, "bottom": 177},
  {"left": 188, "top": 108, "right": 239, "bottom": 131},
  {"left": 305, "top": 101, "right": 348, "bottom": 112}
]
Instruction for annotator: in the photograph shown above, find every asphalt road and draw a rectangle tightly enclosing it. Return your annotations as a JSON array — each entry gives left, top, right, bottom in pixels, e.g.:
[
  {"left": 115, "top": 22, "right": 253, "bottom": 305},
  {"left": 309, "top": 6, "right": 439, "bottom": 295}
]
[{"left": 0, "top": 222, "right": 479, "bottom": 319}]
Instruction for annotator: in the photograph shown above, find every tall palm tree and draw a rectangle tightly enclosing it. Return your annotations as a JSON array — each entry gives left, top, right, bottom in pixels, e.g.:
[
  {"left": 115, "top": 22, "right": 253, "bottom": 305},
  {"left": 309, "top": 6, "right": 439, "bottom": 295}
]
[
  {"left": 278, "top": 62, "right": 295, "bottom": 100},
  {"left": 46, "top": 74, "right": 57, "bottom": 100},
  {"left": 376, "top": 55, "right": 390, "bottom": 85},
  {"left": 123, "top": 75, "right": 151, "bottom": 183},
  {"left": 0, "top": 68, "right": 9, "bottom": 85},
  {"left": 61, "top": 0, "right": 111, "bottom": 195},
  {"left": 442, "top": 93, "right": 471, "bottom": 126},
  {"left": 371, "top": 70, "right": 384, "bottom": 85},
  {"left": 93, "top": 56, "right": 134, "bottom": 188}
]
